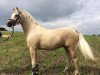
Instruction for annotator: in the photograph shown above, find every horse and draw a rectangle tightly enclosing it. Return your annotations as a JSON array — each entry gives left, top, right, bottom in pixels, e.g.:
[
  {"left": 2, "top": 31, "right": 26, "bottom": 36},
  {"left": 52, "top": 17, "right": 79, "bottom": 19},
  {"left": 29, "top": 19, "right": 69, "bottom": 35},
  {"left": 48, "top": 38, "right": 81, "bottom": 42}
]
[{"left": 6, "top": 7, "right": 95, "bottom": 75}]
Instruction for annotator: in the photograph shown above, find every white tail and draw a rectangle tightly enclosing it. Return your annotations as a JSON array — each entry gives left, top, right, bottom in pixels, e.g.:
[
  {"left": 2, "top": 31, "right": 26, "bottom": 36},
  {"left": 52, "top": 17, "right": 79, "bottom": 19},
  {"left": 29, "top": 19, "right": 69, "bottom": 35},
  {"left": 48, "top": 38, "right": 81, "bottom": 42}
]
[{"left": 78, "top": 33, "right": 95, "bottom": 60}]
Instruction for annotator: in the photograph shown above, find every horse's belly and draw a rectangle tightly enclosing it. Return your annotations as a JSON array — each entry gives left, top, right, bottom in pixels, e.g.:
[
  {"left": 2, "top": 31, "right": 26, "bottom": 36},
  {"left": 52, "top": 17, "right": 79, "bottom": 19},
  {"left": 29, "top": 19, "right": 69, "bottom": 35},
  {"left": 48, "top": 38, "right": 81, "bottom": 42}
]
[
  {"left": 38, "top": 39, "right": 64, "bottom": 50},
  {"left": 38, "top": 44, "right": 62, "bottom": 50}
]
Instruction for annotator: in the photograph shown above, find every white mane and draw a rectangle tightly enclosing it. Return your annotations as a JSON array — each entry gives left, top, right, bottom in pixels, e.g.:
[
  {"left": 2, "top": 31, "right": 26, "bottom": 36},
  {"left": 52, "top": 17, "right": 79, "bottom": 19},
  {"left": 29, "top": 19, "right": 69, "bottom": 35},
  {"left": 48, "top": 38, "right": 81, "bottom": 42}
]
[{"left": 22, "top": 10, "right": 38, "bottom": 24}]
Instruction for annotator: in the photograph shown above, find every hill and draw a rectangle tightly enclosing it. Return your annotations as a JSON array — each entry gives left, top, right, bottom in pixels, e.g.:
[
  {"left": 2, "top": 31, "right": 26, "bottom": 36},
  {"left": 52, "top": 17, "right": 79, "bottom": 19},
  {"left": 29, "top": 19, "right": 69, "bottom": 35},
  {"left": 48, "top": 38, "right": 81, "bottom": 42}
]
[{"left": 0, "top": 32, "right": 100, "bottom": 75}]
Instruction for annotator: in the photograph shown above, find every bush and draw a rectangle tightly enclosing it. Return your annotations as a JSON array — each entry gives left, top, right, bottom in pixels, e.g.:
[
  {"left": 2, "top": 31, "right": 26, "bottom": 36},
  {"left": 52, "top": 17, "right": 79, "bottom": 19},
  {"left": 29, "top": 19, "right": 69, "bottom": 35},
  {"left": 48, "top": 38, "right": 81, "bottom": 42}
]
[{"left": 0, "top": 27, "right": 7, "bottom": 31}]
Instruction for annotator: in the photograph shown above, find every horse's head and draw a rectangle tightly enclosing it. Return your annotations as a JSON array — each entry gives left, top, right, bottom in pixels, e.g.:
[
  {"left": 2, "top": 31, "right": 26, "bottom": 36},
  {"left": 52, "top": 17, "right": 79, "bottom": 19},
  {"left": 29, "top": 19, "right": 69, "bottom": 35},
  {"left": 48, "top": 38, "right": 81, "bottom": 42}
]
[{"left": 6, "top": 7, "right": 22, "bottom": 27}]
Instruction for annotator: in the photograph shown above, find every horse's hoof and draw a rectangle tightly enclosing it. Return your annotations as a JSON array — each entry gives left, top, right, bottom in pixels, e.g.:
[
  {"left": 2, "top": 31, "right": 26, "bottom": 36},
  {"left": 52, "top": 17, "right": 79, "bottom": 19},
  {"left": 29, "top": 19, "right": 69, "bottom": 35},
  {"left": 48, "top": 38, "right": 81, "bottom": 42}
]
[
  {"left": 74, "top": 73, "right": 79, "bottom": 75},
  {"left": 64, "top": 66, "right": 69, "bottom": 72},
  {"left": 32, "top": 72, "right": 38, "bottom": 75},
  {"left": 33, "top": 72, "right": 38, "bottom": 75},
  {"left": 32, "top": 64, "right": 39, "bottom": 75},
  {"left": 74, "top": 71, "right": 79, "bottom": 75}
]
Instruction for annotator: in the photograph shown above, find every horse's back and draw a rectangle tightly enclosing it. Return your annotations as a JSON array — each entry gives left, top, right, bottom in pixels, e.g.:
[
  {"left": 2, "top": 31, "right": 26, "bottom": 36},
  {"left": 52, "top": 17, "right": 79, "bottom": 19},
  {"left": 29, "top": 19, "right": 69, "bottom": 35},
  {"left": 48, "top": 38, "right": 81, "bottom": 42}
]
[{"left": 45, "top": 27, "right": 79, "bottom": 40}]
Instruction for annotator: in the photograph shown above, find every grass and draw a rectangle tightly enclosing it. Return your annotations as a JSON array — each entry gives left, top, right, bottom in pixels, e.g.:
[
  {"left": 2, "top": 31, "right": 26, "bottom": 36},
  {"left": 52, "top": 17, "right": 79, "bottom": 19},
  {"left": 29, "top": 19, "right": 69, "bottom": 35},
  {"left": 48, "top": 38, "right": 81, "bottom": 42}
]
[{"left": 0, "top": 31, "right": 100, "bottom": 75}]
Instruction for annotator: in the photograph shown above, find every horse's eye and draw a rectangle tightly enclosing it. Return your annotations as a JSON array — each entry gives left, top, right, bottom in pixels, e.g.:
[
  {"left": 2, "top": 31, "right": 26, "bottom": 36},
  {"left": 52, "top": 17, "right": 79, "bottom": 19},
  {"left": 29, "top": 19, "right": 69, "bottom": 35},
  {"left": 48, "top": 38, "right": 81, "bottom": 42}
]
[{"left": 15, "top": 14, "right": 19, "bottom": 17}]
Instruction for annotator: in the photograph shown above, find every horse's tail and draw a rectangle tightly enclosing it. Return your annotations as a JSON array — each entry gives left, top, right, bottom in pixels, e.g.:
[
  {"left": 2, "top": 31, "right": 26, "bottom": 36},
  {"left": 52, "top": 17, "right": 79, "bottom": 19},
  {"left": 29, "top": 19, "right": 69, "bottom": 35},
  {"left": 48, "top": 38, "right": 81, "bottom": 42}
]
[{"left": 78, "top": 33, "right": 95, "bottom": 61}]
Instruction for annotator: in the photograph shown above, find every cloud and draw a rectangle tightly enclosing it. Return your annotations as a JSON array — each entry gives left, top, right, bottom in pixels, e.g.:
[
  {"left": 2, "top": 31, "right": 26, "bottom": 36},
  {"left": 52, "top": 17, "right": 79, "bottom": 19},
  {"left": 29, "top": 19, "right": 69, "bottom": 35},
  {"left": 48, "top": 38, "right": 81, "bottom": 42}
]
[
  {"left": 40, "top": 0, "right": 100, "bottom": 34},
  {"left": 0, "top": 0, "right": 80, "bottom": 24},
  {"left": 0, "top": 0, "right": 100, "bottom": 34},
  {"left": 28, "top": 0, "right": 80, "bottom": 21}
]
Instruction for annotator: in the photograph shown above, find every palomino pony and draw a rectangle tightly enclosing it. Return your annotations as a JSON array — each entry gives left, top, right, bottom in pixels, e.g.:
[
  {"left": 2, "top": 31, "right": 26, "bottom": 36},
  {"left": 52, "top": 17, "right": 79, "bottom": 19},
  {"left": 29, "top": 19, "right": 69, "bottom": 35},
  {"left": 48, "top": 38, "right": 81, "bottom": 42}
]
[{"left": 6, "top": 7, "right": 95, "bottom": 75}]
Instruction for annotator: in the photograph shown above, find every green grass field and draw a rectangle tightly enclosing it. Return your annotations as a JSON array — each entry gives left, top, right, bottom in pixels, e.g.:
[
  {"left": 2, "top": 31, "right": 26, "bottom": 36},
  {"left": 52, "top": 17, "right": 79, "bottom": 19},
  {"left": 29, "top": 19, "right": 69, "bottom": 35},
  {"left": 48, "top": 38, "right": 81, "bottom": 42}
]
[{"left": 0, "top": 32, "right": 100, "bottom": 75}]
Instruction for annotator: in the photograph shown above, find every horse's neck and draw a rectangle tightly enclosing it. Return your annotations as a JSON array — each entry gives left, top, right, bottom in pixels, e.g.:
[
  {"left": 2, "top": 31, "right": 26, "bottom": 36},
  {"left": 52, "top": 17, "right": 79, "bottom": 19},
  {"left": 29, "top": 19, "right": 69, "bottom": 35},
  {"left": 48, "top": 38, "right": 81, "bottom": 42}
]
[
  {"left": 21, "top": 16, "right": 36, "bottom": 35},
  {"left": 20, "top": 11, "right": 46, "bottom": 36},
  {"left": 21, "top": 14, "right": 44, "bottom": 36}
]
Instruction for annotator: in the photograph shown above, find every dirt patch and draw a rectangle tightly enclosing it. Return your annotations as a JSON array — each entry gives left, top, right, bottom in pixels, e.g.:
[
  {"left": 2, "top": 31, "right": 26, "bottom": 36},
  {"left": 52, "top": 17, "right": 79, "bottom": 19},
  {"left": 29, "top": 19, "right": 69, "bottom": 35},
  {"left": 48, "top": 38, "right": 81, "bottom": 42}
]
[
  {"left": 0, "top": 66, "right": 100, "bottom": 75},
  {"left": 0, "top": 65, "right": 31, "bottom": 75},
  {"left": 41, "top": 66, "right": 100, "bottom": 75},
  {"left": 80, "top": 66, "right": 100, "bottom": 75}
]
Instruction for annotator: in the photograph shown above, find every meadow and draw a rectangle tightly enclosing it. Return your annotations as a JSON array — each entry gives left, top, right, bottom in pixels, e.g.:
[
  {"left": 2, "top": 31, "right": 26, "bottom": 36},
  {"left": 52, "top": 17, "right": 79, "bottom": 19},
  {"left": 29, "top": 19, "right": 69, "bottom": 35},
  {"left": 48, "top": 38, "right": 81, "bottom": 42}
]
[{"left": 0, "top": 31, "right": 100, "bottom": 75}]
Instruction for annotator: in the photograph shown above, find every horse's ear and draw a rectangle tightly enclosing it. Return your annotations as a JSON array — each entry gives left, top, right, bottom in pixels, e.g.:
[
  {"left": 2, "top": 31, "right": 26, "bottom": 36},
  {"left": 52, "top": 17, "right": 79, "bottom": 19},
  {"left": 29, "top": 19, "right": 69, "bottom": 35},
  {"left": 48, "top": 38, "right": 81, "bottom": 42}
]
[
  {"left": 16, "top": 7, "right": 20, "bottom": 13},
  {"left": 13, "top": 8, "right": 15, "bottom": 11}
]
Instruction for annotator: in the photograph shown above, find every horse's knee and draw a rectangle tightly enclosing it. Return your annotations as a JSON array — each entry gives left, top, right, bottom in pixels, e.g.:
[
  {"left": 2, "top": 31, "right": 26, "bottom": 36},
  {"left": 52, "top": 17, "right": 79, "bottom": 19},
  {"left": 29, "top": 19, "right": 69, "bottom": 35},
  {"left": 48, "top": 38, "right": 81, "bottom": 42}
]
[{"left": 32, "top": 64, "right": 39, "bottom": 75}]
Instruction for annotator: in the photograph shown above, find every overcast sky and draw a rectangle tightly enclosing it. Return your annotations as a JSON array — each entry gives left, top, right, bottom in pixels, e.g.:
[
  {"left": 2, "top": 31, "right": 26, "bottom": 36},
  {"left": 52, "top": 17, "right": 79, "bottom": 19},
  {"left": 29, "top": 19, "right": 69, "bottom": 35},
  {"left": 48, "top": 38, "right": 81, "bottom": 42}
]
[{"left": 0, "top": 0, "right": 100, "bottom": 34}]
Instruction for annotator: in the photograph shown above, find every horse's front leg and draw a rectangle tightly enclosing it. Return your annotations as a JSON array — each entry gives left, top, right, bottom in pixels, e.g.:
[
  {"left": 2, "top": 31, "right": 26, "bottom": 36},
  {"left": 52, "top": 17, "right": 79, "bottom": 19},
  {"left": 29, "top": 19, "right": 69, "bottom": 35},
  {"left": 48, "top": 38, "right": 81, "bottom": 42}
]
[{"left": 29, "top": 47, "right": 38, "bottom": 75}]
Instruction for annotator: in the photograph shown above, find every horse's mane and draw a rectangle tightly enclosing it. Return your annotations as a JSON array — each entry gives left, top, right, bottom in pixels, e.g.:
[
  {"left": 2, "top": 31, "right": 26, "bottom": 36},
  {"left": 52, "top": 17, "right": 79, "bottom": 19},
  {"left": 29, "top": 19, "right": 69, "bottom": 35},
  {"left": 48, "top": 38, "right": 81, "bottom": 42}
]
[{"left": 22, "top": 10, "right": 38, "bottom": 24}]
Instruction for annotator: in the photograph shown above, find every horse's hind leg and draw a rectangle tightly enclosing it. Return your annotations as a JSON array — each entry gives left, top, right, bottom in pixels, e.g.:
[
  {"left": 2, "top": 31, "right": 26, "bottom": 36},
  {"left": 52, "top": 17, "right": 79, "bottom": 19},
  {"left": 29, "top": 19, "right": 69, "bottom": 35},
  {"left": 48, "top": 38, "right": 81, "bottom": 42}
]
[
  {"left": 64, "top": 47, "right": 72, "bottom": 72},
  {"left": 68, "top": 46, "right": 79, "bottom": 75}
]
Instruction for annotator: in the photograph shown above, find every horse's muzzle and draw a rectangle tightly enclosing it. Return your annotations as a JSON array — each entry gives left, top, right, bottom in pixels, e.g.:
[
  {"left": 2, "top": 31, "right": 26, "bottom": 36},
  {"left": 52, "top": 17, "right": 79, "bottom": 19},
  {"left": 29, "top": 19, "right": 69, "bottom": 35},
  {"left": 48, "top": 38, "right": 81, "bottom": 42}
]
[{"left": 6, "top": 20, "right": 15, "bottom": 27}]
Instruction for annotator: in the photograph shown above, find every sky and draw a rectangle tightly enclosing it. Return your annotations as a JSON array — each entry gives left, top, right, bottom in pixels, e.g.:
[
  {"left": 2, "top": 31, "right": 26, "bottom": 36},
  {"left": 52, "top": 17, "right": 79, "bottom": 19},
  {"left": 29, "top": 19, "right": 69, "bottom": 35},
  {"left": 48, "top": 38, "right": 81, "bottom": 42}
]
[{"left": 0, "top": 0, "right": 100, "bottom": 34}]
